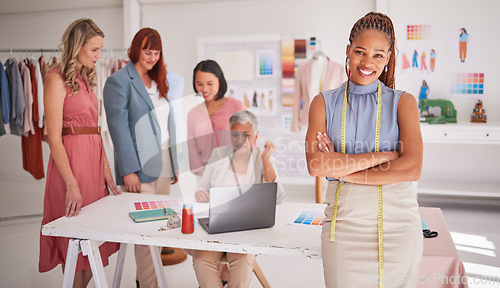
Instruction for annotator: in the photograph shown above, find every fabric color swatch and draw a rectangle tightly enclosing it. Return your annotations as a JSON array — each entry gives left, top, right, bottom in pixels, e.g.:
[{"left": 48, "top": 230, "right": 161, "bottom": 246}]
[
  {"left": 130, "top": 200, "right": 180, "bottom": 211},
  {"left": 407, "top": 25, "right": 430, "bottom": 40},
  {"left": 288, "top": 209, "right": 323, "bottom": 226},
  {"left": 451, "top": 73, "right": 484, "bottom": 94}
]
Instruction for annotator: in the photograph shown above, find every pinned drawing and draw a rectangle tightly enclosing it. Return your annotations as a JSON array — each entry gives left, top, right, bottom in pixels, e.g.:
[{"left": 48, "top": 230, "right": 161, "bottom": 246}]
[
  {"left": 430, "top": 49, "right": 436, "bottom": 71},
  {"left": 459, "top": 27, "right": 469, "bottom": 63}
]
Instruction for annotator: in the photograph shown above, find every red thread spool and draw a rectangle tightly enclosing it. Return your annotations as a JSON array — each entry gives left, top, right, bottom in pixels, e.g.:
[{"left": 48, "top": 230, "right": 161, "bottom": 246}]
[{"left": 181, "top": 205, "right": 194, "bottom": 234}]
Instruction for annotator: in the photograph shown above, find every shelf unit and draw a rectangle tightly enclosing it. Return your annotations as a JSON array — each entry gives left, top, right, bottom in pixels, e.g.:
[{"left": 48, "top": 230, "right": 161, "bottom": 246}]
[{"left": 418, "top": 121, "right": 500, "bottom": 198}]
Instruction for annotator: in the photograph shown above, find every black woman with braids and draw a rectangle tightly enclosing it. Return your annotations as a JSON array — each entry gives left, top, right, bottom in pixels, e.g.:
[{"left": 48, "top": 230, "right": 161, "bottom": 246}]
[{"left": 305, "top": 12, "right": 423, "bottom": 287}]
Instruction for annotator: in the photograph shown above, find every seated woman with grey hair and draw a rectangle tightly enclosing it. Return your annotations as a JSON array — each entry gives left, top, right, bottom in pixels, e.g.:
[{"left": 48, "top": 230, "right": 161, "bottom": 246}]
[{"left": 191, "top": 110, "right": 284, "bottom": 288}]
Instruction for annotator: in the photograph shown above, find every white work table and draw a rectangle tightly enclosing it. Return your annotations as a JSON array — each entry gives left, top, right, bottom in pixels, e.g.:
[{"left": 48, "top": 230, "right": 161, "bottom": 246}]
[
  {"left": 42, "top": 193, "right": 466, "bottom": 288},
  {"left": 42, "top": 192, "right": 323, "bottom": 288}
]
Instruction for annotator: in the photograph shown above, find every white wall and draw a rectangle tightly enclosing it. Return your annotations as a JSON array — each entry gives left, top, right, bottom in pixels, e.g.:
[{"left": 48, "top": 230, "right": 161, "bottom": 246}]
[
  {"left": 387, "top": 0, "right": 500, "bottom": 185},
  {"left": 141, "top": 0, "right": 375, "bottom": 96},
  {"left": 388, "top": 0, "right": 500, "bottom": 122},
  {"left": 0, "top": 7, "right": 123, "bottom": 51}
]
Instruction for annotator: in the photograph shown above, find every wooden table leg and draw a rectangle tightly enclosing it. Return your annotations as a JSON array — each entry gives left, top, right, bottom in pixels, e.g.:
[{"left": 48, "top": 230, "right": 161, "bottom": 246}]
[
  {"left": 62, "top": 239, "right": 80, "bottom": 288},
  {"left": 315, "top": 176, "right": 323, "bottom": 203},
  {"left": 112, "top": 243, "right": 128, "bottom": 288},
  {"left": 80, "top": 240, "right": 109, "bottom": 288},
  {"left": 150, "top": 245, "right": 169, "bottom": 288}
]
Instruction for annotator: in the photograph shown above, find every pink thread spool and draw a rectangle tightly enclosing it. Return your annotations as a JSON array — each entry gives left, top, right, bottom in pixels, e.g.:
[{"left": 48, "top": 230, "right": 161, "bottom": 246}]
[{"left": 181, "top": 204, "right": 194, "bottom": 234}]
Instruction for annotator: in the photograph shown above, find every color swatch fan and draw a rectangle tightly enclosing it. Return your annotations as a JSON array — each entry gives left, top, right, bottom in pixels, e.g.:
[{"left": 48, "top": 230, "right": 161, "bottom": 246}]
[{"left": 287, "top": 209, "right": 323, "bottom": 226}]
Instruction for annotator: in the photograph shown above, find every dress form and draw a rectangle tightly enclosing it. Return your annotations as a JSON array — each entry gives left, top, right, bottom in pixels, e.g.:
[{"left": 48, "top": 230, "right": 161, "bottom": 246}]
[
  {"left": 311, "top": 52, "right": 327, "bottom": 204},
  {"left": 311, "top": 53, "right": 327, "bottom": 97}
]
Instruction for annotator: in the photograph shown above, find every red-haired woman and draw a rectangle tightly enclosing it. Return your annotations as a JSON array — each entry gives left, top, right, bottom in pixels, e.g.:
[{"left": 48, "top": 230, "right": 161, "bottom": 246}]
[{"left": 103, "top": 28, "right": 180, "bottom": 288}]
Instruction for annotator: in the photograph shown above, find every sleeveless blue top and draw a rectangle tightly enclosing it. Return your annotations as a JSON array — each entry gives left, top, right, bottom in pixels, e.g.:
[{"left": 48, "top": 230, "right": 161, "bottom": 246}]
[{"left": 321, "top": 80, "right": 403, "bottom": 181}]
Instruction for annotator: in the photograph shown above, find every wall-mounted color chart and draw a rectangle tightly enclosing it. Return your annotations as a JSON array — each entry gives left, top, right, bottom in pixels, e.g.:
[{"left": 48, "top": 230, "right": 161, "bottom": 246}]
[
  {"left": 407, "top": 25, "right": 430, "bottom": 40},
  {"left": 282, "top": 114, "right": 292, "bottom": 133},
  {"left": 309, "top": 37, "right": 317, "bottom": 53},
  {"left": 130, "top": 200, "right": 180, "bottom": 212},
  {"left": 281, "top": 39, "right": 295, "bottom": 78},
  {"left": 294, "top": 39, "right": 306, "bottom": 59},
  {"left": 287, "top": 209, "right": 323, "bottom": 226},
  {"left": 256, "top": 50, "right": 274, "bottom": 77},
  {"left": 450, "top": 72, "right": 484, "bottom": 95}
]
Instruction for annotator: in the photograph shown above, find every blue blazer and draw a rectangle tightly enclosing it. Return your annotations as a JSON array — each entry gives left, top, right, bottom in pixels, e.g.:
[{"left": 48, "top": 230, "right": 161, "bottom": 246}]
[{"left": 103, "top": 62, "right": 178, "bottom": 185}]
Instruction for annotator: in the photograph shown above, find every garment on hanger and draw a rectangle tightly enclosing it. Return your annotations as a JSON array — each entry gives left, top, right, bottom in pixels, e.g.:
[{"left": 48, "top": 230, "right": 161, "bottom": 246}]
[
  {"left": 33, "top": 56, "right": 44, "bottom": 129},
  {"left": 5, "top": 58, "right": 25, "bottom": 136},
  {"left": 19, "top": 60, "right": 34, "bottom": 136},
  {"left": 291, "top": 57, "right": 347, "bottom": 132},
  {"left": 21, "top": 58, "right": 44, "bottom": 180},
  {"left": 0, "top": 60, "right": 11, "bottom": 126},
  {"left": 96, "top": 57, "right": 129, "bottom": 147},
  {"left": 0, "top": 102, "right": 4, "bottom": 136}
]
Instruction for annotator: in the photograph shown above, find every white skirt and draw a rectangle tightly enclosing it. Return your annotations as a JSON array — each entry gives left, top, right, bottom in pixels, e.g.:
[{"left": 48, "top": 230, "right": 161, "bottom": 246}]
[{"left": 321, "top": 181, "right": 423, "bottom": 288}]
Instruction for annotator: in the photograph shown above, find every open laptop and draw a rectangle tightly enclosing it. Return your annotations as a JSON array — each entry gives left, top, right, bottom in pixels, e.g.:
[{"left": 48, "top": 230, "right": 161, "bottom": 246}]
[{"left": 198, "top": 182, "right": 277, "bottom": 234}]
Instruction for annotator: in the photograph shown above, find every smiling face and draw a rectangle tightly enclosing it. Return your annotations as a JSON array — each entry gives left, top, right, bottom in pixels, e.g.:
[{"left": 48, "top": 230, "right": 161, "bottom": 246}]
[
  {"left": 230, "top": 122, "right": 257, "bottom": 154},
  {"left": 136, "top": 48, "right": 161, "bottom": 73},
  {"left": 76, "top": 35, "right": 103, "bottom": 69},
  {"left": 346, "top": 29, "right": 391, "bottom": 86},
  {"left": 194, "top": 71, "right": 220, "bottom": 102}
]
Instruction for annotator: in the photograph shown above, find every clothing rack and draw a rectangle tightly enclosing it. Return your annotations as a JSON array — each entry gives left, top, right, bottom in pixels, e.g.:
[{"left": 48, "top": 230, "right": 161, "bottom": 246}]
[{"left": 0, "top": 48, "right": 127, "bottom": 53}]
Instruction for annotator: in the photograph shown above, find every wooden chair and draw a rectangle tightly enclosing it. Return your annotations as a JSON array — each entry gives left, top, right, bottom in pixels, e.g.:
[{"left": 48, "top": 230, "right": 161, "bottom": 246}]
[
  {"left": 251, "top": 258, "right": 270, "bottom": 288},
  {"left": 219, "top": 255, "right": 270, "bottom": 288}
]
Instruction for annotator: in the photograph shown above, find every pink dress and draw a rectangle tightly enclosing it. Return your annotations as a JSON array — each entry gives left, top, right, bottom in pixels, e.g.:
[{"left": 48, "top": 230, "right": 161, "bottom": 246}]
[
  {"left": 402, "top": 53, "right": 411, "bottom": 70},
  {"left": 39, "top": 70, "right": 119, "bottom": 273},
  {"left": 187, "top": 97, "right": 246, "bottom": 174}
]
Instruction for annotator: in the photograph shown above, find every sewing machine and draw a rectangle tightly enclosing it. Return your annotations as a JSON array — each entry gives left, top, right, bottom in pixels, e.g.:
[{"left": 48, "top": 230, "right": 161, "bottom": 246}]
[{"left": 420, "top": 98, "right": 457, "bottom": 124}]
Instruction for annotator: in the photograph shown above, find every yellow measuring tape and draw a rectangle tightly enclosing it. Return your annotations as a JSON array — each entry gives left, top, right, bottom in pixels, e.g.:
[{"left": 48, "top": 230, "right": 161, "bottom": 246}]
[{"left": 330, "top": 81, "right": 384, "bottom": 287}]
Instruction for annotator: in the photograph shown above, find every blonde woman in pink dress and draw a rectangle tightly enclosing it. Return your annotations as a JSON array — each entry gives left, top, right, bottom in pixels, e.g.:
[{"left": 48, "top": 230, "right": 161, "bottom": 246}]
[{"left": 39, "top": 19, "right": 120, "bottom": 287}]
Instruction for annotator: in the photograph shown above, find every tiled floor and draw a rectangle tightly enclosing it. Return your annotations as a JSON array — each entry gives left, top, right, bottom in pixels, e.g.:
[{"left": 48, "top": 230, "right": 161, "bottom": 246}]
[{"left": 1, "top": 174, "right": 499, "bottom": 287}]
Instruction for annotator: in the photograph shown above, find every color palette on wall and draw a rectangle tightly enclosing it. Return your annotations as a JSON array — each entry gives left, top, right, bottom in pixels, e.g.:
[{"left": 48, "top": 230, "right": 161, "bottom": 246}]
[
  {"left": 450, "top": 73, "right": 484, "bottom": 94},
  {"left": 130, "top": 200, "right": 180, "bottom": 212},
  {"left": 294, "top": 39, "right": 306, "bottom": 59},
  {"left": 281, "top": 39, "right": 295, "bottom": 78},
  {"left": 309, "top": 37, "right": 317, "bottom": 52},
  {"left": 257, "top": 51, "right": 273, "bottom": 76},
  {"left": 407, "top": 25, "right": 430, "bottom": 40},
  {"left": 287, "top": 209, "right": 323, "bottom": 226},
  {"left": 282, "top": 115, "right": 292, "bottom": 133}
]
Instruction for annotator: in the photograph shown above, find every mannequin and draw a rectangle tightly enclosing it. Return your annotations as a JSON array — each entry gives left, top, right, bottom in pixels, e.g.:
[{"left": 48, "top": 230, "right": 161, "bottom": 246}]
[
  {"left": 311, "top": 51, "right": 327, "bottom": 98},
  {"left": 310, "top": 51, "right": 327, "bottom": 204},
  {"left": 291, "top": 51, "right": 346, "bottom": 203},
  {"left": 291, "top": 52, "right": 346, "bottom": 133}
]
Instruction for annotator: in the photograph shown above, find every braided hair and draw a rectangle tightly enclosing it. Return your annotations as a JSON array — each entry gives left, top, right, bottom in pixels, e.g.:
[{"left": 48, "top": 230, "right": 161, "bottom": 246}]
[{"left": 346, "top": 12, "right": 397, "bottom": 89}]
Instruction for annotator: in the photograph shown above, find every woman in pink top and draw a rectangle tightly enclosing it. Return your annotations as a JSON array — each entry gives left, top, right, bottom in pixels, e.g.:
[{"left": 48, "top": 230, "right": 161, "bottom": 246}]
[{"left": 188, "top": 60, "right": 246, "bottom": 177}]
